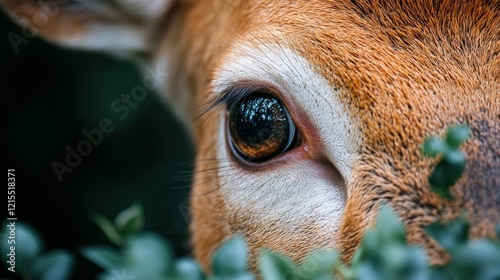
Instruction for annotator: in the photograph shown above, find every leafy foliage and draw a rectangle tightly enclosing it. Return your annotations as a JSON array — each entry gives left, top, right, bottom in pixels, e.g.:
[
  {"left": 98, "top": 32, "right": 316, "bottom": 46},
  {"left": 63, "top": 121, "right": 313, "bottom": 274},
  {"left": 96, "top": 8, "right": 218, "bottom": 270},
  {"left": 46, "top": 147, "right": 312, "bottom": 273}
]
[
  {"left": 89, "top": 203, "right": 144, "bottom": 246},
  {"left": 4, "top": 205, "right": 499, "bottom": 280},
  {"left": 76, "top": 203, "right": 499, "bottom": 280},
  {"left": 0, "top": 222, "right": 75, "bottom": 280},
  {"left": 423, "top": 125, "right": 470, "bottom": 199},
  {"left": 82, "top": 204, "right": 204, "bottom": 280}
]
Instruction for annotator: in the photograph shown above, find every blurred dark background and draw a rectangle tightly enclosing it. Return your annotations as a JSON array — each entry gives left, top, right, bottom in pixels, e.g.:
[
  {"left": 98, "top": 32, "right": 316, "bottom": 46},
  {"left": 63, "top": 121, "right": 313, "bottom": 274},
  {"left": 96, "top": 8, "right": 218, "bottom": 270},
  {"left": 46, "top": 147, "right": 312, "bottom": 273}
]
[{"left": 1, "top": 9, "right": 194, "bottom": 279}]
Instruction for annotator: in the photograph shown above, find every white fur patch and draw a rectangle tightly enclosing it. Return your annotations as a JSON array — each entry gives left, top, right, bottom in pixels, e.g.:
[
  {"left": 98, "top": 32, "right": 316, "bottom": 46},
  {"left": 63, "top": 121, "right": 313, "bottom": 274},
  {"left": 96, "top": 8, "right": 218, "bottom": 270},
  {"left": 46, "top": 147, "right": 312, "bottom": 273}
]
[
  {"left": 71, "top": 0, "right": 172, "bottom": 20},
  {"left": 119, "top": 0, "right": 172, "bottom": 19},
  {"left": 212, "top": 42, "right": 360, "bottom": 237},
  {"left": 63, "top": 24, "right": 149, "bottom": 53}
]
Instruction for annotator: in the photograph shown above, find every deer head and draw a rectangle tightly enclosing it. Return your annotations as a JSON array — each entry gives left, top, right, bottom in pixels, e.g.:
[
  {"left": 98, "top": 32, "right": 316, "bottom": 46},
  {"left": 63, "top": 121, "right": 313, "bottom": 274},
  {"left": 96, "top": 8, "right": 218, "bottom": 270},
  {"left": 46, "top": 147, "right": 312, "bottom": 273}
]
[{"left": 2, "top": 0, "right": 499, "bottom": 271}]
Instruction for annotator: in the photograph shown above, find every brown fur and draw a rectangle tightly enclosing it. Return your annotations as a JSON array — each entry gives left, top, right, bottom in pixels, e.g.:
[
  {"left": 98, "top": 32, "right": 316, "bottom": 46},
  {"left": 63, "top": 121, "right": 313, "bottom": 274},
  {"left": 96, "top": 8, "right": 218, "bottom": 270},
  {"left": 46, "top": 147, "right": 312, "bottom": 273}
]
[
  {"left": 2, "top": 0, "right": 499, "bottom": 271},
  {"left": 2, "top": 0, "right": 96, "bottom": 39}
]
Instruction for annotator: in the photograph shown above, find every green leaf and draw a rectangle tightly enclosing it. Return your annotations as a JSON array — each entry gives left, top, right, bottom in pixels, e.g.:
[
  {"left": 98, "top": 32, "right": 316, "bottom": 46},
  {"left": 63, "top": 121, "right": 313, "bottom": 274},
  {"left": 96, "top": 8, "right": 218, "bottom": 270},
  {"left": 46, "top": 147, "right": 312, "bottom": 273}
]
[
  {"left": 91, "top": 212, "right": 123, "bottom": 245},
  {"left": 423, "top": 138, "right": 448, "bottom": 158},
  {"left": 375, "top": 205, "right": 406, "bottom": 245},
  {"left": 428, "top": 167, "right": 453, "bottom": 199},
  {"left": 97, "top": 268, "right": 138, "bottom": 280},
  {"left": 125, "top": 232, "right": 174, "bottom": 277},
  {"left": 356, "top": 230, "right": 378, "bottom": 261},
  {"left": 31, "top": 250, "right": 75, "bottom": 280},
  {"left": 426, "top": 219, "right": 469, "bottom": 253},
  {"left": 259, "top": 249, "right": 296, "bottom": 280},
  {"left": 424, "top": 125, "right": 468, "bottom": 199},
  {"left": 428, "top": 159, "right": 465, "bottom": 198},
  {"left": 172, "top": 258, "right": 205, "bottom": 280},
  {"left": 348, "top": 207, "right": 430, "bottom": 280},
  {"left": 297, "top": 250, "right": 338, "bottom": 279},
  {"left": 351, "top": 262, "right": 384, "bottom": 280},
  {"left": 81, "top": 246, "right": 125, "bottom": 271},
  {"left": 211, "top": 275, "right": 254, "bottom": 280},
  {"left": 450, "top": 240, "right": 500, "bottom": 279},
  {"left": 212, "top": 236, "right": 249, "bottom": 277},
  {"left": 114, "top": 203, "right": 144, "bottom": 236},
  {"left": 1, "top": 221, "right": 43, "bottom": 276},
  {"left": 380, "top": 244, "right": 408, "bottom": 272},
  {"left": 445, "top": 126, "right": 470, "bottom": 149},
  {"left": 399, "top": 246, "right": 430, "bottom": 280},
  {"left": 443, "top": 150, "right": 466, "bottom": 166}
]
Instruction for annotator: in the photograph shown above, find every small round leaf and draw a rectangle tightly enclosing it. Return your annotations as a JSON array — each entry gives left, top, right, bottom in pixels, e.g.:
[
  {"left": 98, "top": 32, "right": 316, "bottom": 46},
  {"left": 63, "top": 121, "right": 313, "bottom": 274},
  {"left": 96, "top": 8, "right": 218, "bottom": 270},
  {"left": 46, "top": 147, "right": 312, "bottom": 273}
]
[
  {"left": 31, "top": 250, "right": 75, "bottom": 280},
  {"left": 212, "top": 236, "right": 249, "bottom": 277},
  {"left": 423, "top": 138, "right": 448, "bottom": 158},
  {"left": 445, "top": 126, "right": 470, "bottom": 149}
]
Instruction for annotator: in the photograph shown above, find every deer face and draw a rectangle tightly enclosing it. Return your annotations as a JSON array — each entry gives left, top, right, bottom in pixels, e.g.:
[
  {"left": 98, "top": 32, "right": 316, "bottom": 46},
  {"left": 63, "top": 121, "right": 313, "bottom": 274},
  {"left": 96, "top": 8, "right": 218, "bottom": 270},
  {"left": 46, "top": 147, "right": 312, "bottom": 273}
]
[{"left": 3, "top": 0, "right": 499, "bottom": 270}]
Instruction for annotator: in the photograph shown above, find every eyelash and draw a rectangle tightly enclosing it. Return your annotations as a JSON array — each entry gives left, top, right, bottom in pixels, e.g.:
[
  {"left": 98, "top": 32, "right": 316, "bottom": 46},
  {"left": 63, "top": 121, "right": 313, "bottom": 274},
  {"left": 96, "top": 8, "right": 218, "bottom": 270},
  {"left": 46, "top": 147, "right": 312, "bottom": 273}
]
[{"left": 211, "top": 84, "right": 271, "bottom": 111}]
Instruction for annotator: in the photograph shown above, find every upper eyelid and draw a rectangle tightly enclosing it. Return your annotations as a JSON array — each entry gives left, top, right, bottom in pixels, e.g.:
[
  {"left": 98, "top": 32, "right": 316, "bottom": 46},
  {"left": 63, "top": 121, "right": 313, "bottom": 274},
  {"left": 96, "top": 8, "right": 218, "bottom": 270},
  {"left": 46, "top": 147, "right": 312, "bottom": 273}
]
[
  {"left": 215, "top": 85, "right": 257, "bottom": 109},
  {"left": 204, "top": 81, "right": 280, "bottom": 115}
]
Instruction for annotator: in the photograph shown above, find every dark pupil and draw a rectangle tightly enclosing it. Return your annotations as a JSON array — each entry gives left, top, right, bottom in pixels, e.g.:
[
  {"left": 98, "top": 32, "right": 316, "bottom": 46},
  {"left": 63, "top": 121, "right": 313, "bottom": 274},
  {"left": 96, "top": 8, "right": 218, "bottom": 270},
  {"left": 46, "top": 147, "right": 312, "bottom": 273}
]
[{"left": 229, "top": 94, "right": 291, "bottom": 160}]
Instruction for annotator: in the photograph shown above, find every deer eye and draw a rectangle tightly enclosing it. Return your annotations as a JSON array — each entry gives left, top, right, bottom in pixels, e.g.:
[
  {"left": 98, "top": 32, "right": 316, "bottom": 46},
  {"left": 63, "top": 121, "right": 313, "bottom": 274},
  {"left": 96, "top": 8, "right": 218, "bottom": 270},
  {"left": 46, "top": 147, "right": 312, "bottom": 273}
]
[{"left": 228, "top": 93, "right": 296, "bottom": 161}]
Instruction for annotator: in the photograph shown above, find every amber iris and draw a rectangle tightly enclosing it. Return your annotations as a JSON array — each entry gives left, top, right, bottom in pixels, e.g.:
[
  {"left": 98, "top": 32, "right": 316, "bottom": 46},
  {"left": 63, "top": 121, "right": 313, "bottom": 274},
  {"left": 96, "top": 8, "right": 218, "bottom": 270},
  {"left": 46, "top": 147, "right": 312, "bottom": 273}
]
[{"left": 229, "top": 94, "right": 296, "bottom": 161}]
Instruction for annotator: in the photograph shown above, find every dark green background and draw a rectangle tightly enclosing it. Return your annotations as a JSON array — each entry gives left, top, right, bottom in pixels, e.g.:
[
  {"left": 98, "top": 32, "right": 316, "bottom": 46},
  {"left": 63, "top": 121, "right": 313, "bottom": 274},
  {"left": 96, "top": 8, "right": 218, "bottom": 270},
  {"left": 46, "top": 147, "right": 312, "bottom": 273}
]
[{"left": 1, "top": 9, "right": 194, "bottom": 279}]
